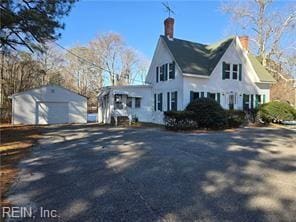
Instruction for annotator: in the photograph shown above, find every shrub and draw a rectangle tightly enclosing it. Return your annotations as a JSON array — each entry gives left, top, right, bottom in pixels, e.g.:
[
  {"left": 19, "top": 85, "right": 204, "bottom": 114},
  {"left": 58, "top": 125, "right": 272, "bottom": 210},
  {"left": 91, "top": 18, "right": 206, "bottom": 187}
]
[
  {"left": 164, "top": 111, "right": 197, "bottom": 130},
  {"left": 226, "top": 110, "right": 246, "bottom": 128},
  {"left": 258, "top": 101, "right": 296, "bottom": 123},
  {"left": 185, "top": 98, "right": 228, "bottom": 129}
]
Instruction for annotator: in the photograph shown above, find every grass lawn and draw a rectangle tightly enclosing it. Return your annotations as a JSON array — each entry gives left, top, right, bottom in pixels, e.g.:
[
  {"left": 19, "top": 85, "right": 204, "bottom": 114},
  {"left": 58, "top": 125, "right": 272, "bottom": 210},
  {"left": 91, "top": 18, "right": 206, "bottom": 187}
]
[{"left": 0, "top": 124, "right": 42, "bottom": 207}]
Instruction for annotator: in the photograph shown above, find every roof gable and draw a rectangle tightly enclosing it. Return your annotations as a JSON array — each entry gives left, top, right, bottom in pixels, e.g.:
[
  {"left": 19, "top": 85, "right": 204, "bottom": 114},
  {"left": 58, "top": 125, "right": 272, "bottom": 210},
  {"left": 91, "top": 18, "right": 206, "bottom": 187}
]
[{"left": 161, "top": 35, "right": 234, "bottom": 76}]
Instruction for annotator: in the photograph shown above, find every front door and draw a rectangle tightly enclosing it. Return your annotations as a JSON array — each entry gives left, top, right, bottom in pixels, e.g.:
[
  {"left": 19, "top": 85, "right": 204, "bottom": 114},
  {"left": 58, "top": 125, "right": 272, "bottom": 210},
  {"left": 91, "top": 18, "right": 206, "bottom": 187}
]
[{"left": 229, "top": 95, "right": 234, "bottom": 110}]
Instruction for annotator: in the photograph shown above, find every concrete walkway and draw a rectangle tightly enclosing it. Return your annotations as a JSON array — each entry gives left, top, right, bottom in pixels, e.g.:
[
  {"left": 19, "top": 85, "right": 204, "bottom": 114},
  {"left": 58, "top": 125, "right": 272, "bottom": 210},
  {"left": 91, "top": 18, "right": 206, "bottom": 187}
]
[{"left": 6, "top": 125, "right": 296, "bottom": 221}]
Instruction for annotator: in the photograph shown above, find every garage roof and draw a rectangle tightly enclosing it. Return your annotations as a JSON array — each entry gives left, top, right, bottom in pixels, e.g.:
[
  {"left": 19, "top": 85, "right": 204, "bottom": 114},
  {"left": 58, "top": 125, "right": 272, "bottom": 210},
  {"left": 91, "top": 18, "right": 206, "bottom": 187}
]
[{"left": 9, "top": 85, "right": 87, "bottom": 98}]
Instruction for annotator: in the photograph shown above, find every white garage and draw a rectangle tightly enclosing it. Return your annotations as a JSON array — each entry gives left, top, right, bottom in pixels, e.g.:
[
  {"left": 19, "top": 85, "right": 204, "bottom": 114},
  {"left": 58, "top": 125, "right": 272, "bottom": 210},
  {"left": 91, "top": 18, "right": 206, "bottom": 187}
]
[{"left": 10, "top": 85, "right": 87, "bottom": 125}]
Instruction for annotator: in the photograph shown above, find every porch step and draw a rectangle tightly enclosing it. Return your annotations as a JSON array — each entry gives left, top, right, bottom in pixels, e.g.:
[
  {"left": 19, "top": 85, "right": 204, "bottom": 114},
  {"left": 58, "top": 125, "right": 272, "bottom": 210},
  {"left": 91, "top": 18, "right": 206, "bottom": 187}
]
[{"left": 111, "top": 116, "right": 130, "bottom": 126}]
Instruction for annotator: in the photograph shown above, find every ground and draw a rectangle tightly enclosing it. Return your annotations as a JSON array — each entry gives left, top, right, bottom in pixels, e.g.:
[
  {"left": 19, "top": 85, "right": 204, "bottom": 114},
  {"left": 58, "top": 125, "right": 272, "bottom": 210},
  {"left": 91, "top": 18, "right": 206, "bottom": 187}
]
[
  {"left": 0, "top": 125, "right": 41, "bottom": 207},
  {"left": 4, "top": 125, "right": 296, "bottom": 221}
]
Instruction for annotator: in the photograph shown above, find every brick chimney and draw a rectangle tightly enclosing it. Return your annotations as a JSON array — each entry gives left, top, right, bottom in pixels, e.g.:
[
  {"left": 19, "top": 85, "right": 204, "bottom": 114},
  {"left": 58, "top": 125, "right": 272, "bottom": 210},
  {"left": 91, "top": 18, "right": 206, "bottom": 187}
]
[
  {"left": 239, "top": 36, "right": 249, "bottom": 51},
  {"left": 164, "top": 17, "right": 174, "bottom": 39}
]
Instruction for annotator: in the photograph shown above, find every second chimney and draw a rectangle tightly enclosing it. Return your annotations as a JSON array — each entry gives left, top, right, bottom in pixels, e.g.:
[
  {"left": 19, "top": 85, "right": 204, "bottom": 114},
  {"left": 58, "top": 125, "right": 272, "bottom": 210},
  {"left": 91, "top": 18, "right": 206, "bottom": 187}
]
[
  {"left": 164, "top": 17, "right": 174, "bottom": 39},
  {"left": 239, "top": 36, "right": 249, "bottom": 51}
]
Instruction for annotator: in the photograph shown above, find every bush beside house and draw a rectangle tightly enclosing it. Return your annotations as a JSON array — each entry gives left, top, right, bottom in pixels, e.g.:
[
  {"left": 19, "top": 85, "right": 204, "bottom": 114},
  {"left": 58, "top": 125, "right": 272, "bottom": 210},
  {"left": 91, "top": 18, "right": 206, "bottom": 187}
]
[
  {"left": 164, "top": 111, "right": 197, "bottom": 130},
  {"left": 164, "top": 98, "right": 245, "bottom": 130},
  {"left": 258, "top": 101, "right": 296, "bottom": 123},
  {"left": 185, "top": 98, "right": 228, "bottom": 129}
]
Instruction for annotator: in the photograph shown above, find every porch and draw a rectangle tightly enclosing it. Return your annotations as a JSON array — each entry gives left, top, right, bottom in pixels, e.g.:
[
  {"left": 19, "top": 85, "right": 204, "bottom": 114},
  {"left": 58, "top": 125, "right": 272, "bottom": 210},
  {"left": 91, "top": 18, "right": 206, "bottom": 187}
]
[{"left": 97, "top": 85, "right": 152, "bottom": 125}]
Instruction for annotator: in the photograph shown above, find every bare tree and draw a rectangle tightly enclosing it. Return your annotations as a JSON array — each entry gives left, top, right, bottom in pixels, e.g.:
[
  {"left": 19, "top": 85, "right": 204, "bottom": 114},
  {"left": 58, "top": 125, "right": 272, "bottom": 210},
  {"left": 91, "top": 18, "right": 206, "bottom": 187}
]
[
  {"left": 89, "top": 32, "right": 146, "bottom": 86},
  {"left": 0, "top": 52, "right": 44, "bottom": 121},
  {"left": 90, "top": 33, "right": 123, "bottom": 86},
  {"left": 35, "top": 43, "right": 66, "bottom": 85},
  {"left": 222, "top": 0, "right": 296, "bottom": 74}
]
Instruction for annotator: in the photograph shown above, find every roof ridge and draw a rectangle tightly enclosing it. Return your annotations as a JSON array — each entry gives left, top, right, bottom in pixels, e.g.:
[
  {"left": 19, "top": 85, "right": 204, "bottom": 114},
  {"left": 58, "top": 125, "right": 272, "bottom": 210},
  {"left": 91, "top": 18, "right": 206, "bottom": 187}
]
[
  {"left": 160, "top": 35, "right": 235, "bottom": 48},
  {"left": 160, "top": 35, "right": 207, "bottom": 47}
]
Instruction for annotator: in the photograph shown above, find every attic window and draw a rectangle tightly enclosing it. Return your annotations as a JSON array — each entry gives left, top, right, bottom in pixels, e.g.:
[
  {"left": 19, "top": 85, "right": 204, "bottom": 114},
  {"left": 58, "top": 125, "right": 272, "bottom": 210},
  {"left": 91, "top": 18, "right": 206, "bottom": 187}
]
[
  {"left": 232, "top": 64, "right": 238, "bottom": 79},
  {"left": 222, "top": 62, "right": 230, "bottom": 79}
]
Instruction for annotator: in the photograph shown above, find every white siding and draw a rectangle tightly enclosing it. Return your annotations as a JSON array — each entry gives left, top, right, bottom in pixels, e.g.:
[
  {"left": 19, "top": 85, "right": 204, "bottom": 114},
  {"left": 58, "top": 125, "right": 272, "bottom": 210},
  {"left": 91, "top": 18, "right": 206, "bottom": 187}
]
[
  {"left": 183, "top": 38, "right": 271, "bottom": 110},
  {"left": 97, "top": 86, "right": 152, "bottom": 124},
  {"left": 12, "top": 85, "right": 87, "bottom": 125},
  {"left": 146, "top": 38, "right": 183, "bottom": 124}
]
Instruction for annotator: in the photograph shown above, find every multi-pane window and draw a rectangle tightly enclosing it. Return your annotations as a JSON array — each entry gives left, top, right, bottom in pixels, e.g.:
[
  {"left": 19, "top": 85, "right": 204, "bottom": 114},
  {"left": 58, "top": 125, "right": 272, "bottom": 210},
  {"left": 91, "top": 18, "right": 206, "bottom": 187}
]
[
  {"left": 171, "top": 91, "right": 177, "bottom": 111},
  {"left": 208, "top": 93, "right": 216, "bottom": 100},
  {"left": 159, "top": 65, "right": 164, "bottom": 81},
  {"left": 135, "top": 98, "right": 141, "bottom": 108},
  {"left": 158, "top": 93, "right": 163, "bottom": 111},
  {"left": 156, "top": 62, "right": 175, "bottom": 83},
  {"left": 190, "top": 91, "right": 199, "bottom": 102},
  {"left": 114, "top": 94, "right": 123, "bottom": 109},
  {"left": 126, "top": 97, "right": 132, "bottom": 108},
  {"left": 169, "top": 62, "right": 175, "bottom": 79},
  {"left": 164, "top": 64, "right": 168, "bottom": 81},
  {"left": 223, "top": 62, "right": 230, "bottom": 79},
  {"left": 232, "top": 64, "right": 238, "bottom": 79},
  {"left": 223, "top": 62, "right": 242, "bottom": 80}
]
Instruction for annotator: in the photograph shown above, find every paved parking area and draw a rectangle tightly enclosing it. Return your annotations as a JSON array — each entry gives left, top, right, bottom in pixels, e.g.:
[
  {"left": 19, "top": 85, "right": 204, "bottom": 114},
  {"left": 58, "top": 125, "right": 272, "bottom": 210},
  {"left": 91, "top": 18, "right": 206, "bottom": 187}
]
[{"left": 6, "top": 125, "right": 296, "bottom": 221}]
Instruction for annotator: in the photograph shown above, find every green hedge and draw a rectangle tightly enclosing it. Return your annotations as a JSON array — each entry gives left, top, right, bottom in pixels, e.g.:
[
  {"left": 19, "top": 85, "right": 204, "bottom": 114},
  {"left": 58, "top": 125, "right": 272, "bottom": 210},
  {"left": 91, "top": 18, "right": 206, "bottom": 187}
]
[
  {"left": 185, "top": 98, "right": 228, "bottom": 129},
  {"left": 164, "top": 98, "right": 230, "bottom": 130},
  {"left": 258, "top": 101, "right": 296, "bottom": 123}
]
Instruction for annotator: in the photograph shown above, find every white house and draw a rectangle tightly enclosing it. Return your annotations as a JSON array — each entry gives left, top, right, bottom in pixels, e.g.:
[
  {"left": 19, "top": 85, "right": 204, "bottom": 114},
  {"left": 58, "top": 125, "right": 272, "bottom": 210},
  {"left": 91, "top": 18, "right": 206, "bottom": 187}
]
[
  {"left": 10, "top": 85, "right": 87, "bottom": 125},
  {"left": 98, "top": 17, "right": 275, "bottom": 125}
]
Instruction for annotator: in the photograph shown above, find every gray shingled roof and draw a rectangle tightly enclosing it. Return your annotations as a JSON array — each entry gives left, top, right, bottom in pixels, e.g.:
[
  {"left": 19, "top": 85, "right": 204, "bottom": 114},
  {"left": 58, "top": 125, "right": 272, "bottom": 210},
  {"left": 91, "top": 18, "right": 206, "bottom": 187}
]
[
  {"left": 161, "top": 35, "right": 275, "bottom": 83},
  {"left": 247, "top": 54, "right": 276, "bottom": 82},
  {"left": 161, "top": 35, "right": 234, "bottom": 76}
]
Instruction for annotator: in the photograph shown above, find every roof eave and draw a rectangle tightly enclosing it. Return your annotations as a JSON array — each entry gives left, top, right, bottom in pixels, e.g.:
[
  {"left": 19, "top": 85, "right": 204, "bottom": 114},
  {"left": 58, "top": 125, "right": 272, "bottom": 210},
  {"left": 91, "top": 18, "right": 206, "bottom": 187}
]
[
  {"left": 183, "top": 73, "right": 210, "bottom": 78},
  {"left": 256, "top": 80, "right": 276, "bottom": 84}
]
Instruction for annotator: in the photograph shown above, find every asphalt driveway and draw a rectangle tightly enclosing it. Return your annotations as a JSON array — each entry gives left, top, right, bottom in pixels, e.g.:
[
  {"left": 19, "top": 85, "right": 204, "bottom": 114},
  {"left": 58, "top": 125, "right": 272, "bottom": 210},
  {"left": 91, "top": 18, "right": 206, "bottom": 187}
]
[{"left": 6, "top": 125, "right": 296, "bottom": 221}]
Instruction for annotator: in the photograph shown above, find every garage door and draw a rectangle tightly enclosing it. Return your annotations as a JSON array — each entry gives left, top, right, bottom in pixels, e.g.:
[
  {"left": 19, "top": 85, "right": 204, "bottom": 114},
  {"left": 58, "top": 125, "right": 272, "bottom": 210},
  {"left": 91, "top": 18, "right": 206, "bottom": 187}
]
[{"left": 37, "top": 102, "right": 69, "bottom": 124}]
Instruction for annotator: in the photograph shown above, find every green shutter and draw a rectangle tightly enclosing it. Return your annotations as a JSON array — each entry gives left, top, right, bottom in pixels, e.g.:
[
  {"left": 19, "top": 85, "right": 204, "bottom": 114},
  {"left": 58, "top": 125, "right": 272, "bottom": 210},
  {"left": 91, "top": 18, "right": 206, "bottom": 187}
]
[
  {"left": 167, "top": 92, "right": 170, "bottom": 111},
  {"left": 160, "top": 93, "right": 163, "bottom": 111},
  {"left": 255, "top": 94, "right": 259, "bottom": 108},
  {"left": 190, "top": 91, "right": 194, "bottom": 102},
  {"left": 263, "top": 94, "right": 266, "bottom": 103},
  {"left": 207, "top": 92, "right": 210, "bottom": 98},
  {"left": 172, "top": 61, "right": 175, "bottom": 79},
  {"left": 251, "top": 95, "right": 254, "bottom": 109},
  {"left": 154, "top": 94, "right": 156, "bottom": 111},
  {"left": 222, "top": 62, "right": 226, "bottom": 80},
  {"left": 217, "top": 93, "right": 220, "bottom": 104},
  {"left": 156, "top": 66, "right": 159, "bottom": 82},
  {"left": 201, "top": 92, "right": 204, "bottom": 98},
  {"left": 164, "top": 64, "right": 168, "bottom": 81},
  {"left": 175, "top": 91, "right": 178, "bottom": 111},
  {"left": 239, "top": 64, "right": 242, "bottom": 81}
]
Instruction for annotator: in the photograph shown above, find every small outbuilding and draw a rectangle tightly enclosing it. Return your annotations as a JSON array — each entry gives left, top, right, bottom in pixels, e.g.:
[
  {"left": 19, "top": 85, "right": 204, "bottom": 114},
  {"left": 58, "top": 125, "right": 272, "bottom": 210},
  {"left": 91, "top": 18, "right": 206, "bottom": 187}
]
[{"left": 10, "top": 85, "right": 87, "bottom": 125}]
